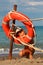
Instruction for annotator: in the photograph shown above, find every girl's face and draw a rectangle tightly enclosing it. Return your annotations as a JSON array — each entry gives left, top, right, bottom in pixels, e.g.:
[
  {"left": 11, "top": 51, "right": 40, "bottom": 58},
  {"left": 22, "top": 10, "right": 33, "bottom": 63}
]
[{"left": 19, "top": 31, "right": 25, "bottom": 37}]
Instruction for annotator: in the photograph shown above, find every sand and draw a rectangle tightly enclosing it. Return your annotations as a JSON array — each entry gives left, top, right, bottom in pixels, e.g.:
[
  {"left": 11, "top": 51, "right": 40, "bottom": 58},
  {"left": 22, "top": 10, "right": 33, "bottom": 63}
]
[{"left": 0, "top": 53, "right": 43, "bottom": 65}]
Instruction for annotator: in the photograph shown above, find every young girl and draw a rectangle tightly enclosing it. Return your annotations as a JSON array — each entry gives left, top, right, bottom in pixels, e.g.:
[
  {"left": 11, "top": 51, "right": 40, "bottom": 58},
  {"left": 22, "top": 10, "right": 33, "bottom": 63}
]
[{"left": 15, "top": 28, "right": 35, "bottom": 59}]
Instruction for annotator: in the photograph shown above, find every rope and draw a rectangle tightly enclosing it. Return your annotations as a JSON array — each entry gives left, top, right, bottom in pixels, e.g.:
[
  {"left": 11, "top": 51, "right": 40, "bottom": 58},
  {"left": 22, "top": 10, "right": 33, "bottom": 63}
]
[
  {"left": 12, "top": 18, "right": 43, "bottom": 22},
  {"left": 10, "top": 34, "right": 43, "bottom": 52},
  {"left": 31, "top": 18, "right": 43, "bottom": 21},
  {"left": 11, "top": 20, "right": 43, "bottom": 52}
]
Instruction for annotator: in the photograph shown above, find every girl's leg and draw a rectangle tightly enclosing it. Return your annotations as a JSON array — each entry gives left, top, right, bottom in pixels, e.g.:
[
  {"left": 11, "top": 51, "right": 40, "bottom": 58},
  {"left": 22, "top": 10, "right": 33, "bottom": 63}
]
[{"left": 19, "top": 49, "right": 26, "bottom": 57}]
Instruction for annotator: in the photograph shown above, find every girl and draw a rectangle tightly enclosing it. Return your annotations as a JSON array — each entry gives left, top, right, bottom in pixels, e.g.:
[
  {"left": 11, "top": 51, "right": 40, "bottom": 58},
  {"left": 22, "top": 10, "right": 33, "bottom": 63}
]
[{"left": 15, "top": 28, "right": 35, "bottom": 59}]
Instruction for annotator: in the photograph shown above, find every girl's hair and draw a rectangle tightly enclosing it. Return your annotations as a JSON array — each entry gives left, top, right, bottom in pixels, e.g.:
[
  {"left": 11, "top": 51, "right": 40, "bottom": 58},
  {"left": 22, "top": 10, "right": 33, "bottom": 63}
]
[{"left": 16, "top": 29, "right": 23, "bottom": 37}]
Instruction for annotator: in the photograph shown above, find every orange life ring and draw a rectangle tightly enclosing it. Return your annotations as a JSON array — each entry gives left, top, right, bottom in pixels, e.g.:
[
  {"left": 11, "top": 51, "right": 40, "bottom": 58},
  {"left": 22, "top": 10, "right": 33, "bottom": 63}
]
[{"left": 2, "top": 11, "right": 35, "bottom": 45}]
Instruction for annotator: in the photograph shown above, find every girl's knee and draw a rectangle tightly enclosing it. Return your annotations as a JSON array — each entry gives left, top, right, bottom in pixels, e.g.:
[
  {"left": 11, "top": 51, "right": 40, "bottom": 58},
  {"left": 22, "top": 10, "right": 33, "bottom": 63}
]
[
  {"left": 19, "top": 50, "right": 25, "bottom": 57},
  {"left": 19, "top": 51, "right": 23, "bottom": 57}
]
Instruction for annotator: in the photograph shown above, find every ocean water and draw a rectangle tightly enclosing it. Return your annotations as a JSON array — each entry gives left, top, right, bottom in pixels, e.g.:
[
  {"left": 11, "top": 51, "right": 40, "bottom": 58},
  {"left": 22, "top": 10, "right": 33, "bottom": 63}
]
[{"left": 0, "top": 26, "right": 43, "bottom": 54}]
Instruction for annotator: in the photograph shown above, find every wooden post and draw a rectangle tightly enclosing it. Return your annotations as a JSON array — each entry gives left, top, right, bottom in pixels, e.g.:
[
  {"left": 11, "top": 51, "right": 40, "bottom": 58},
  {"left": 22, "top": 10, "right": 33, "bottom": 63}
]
[{"left": 9, "top": 5, "right": 17, "bottom": 59}]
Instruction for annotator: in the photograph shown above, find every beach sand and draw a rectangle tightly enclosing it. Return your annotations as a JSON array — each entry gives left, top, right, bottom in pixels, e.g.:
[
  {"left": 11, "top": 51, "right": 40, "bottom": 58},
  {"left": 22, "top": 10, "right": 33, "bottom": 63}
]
[{"left": 0, "top": 53, "right": 43, "bottom": 65}]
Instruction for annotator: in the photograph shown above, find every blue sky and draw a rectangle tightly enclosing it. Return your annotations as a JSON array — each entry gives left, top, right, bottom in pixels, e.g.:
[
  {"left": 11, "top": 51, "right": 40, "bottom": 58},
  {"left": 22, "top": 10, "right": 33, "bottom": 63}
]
[{"left": 0, "top": 0, "right": 43, "bottom": 26}]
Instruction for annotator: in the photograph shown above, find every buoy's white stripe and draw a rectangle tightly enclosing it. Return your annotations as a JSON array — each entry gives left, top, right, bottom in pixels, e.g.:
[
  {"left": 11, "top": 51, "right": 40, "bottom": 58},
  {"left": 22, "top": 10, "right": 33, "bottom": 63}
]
[
  {"left": 8, "top": 10, "right": 16, "bottom": 20},
  {"left": 33, "top": 29, "right": 36, "bottom": 36},
  {"left": 2, "top": 21, "right": 8, "bottom": 24},
  {"left": 8, "top": 11, "right": 13, "bottom": 20},
  {"left": 26, "top": 35, "right": 32, "bottom": 40}
]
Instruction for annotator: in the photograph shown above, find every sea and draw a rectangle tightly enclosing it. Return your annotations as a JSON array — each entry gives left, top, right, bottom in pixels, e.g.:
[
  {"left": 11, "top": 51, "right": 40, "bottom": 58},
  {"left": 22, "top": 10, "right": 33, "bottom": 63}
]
[{"left": 0, "top": 26, "right": 43, "bottom": 54}]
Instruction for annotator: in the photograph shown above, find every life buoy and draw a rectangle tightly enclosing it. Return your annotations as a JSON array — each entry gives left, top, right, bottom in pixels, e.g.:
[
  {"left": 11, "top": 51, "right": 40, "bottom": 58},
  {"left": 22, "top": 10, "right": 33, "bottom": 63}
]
[{"left": 2, "top": 11, "right": 35, "bottom": 45}]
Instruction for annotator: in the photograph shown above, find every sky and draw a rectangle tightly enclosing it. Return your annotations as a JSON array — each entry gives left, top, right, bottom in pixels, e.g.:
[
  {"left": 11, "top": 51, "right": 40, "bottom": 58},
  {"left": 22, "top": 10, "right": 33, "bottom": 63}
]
[{"left": 0, "top": 0, "right": 43, "bottom": 26}]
